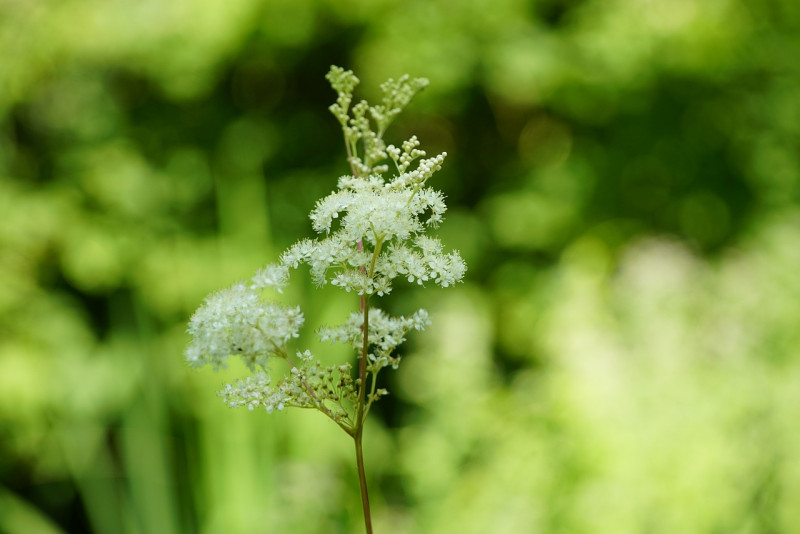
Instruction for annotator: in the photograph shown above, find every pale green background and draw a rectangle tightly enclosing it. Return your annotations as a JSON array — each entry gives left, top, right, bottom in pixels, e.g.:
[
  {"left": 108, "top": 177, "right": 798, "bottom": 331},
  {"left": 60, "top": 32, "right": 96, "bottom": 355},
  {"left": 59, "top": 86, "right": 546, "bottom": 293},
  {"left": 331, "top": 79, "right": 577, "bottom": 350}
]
[{"left": 1, "top": 0, "right": 799, "bottom": 532}]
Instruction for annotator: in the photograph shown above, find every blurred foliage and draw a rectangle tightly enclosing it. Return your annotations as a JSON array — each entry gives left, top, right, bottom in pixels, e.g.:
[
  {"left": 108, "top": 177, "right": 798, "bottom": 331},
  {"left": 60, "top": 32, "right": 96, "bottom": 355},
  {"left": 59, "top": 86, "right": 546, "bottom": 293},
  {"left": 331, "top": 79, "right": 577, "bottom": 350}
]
[{"left": 1, "top": 0, "right": 800, "bottom": 532}]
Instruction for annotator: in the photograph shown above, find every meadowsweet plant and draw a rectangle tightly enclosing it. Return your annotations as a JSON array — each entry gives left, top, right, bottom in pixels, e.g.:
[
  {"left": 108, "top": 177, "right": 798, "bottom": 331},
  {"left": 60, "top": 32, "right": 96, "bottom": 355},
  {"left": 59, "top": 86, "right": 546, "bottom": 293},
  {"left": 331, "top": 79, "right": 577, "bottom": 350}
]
[{"left": 185, "top": 66, "right": 466, "bottom": 533}]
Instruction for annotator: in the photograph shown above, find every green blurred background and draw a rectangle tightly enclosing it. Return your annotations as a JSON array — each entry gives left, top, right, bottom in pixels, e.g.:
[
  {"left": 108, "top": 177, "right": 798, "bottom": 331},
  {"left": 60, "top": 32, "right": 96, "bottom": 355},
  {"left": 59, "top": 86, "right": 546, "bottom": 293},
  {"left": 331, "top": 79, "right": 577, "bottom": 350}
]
[{"left": 2, "top": 0, "right": 800, "bottom": 532}]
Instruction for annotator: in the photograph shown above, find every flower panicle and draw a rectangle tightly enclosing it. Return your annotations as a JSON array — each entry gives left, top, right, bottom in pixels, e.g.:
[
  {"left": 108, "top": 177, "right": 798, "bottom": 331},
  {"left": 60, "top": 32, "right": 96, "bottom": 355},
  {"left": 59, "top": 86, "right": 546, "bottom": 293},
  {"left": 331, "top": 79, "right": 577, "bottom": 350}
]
[{"left": 185, "top": 66, "right": 465, "bottom": 424}]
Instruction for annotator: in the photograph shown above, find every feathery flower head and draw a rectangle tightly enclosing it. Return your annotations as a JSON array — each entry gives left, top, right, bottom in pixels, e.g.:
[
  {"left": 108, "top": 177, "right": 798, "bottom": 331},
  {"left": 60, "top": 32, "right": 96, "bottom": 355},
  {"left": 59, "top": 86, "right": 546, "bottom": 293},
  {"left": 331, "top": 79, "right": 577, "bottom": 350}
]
[{"left": 186, "top": 66, "right": 466, "bottom": 431}]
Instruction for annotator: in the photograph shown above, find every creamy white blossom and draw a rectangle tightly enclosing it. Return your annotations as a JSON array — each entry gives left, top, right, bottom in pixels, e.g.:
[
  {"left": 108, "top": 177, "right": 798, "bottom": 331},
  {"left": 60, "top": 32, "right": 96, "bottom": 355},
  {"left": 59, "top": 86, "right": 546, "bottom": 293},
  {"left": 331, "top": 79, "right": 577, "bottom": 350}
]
[
  {"left": 318, "top": 308, "right": 430, "bottom": 350},
  {"left": 185, "top": 282, "right": 303, "bottom": 371},
  {"left": 219, "top": 373, "right": 289, "bottom": 413},
  {"left": 287, "top": 148, "right": 464, "bottom": 295},
  {"left": 186, "top": 66, "right": 466, "bottom": 434},
  {"left": 250, "top": 263, "right": 289, "bottom": 292}
]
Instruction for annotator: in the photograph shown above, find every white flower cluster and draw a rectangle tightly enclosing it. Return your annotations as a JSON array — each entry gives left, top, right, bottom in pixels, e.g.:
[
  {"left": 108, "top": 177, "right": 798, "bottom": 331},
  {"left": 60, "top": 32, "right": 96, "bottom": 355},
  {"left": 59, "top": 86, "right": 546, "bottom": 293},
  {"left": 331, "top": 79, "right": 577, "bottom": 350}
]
[
  {"left": 282, "top": 66, "right": 466, "bottom": 296},
  {"left": 218, "top": 373, "right": 289, "bottom": 413},
  {"left": 186, "top": 66, "right": 466, "bottom": 428},
  {"left": 282, "top": 151, "right": 465, "bottom": 295},
  {"left": 185, "top": 273, "right": 299, "bottom": 371},
  {"left": 250, "top": 263, "right": 289, "bottom": 292},
  {"left": 318, "top": 308, "right": 431, "bottom": 371},
  {"left": 218, "top": 351, "right": 356, "bottom": 428}
]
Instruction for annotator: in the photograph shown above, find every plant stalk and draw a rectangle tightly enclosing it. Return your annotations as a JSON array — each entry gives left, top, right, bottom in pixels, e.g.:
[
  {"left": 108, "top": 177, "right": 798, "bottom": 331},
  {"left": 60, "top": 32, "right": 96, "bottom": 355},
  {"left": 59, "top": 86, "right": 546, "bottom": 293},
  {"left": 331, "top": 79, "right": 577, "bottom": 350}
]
[
  {"left": 354, "top": 296, "right": 373, "bottom": 533},
  {"left": 354, "top": 429, "right": 373, "bottom": 534}
]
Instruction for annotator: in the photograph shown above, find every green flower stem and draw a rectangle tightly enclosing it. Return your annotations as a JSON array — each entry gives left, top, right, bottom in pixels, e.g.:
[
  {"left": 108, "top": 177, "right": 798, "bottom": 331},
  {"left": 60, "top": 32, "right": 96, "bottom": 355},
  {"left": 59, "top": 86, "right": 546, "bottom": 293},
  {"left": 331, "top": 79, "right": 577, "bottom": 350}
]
[
  {"left": 354, "top": 296, "right": 373, "bottom": 533},
  {"left": 354, "top": 431, "right": 372, "bottom": 534},
  {"left": 364, "top": 366, "right": 381, "bottom": 418},
  {"left": 368, "top": 233, "right": 384, "bottom": 279},
  {"left": 345, "top": 132, "right": 359, "bottom": 178}
]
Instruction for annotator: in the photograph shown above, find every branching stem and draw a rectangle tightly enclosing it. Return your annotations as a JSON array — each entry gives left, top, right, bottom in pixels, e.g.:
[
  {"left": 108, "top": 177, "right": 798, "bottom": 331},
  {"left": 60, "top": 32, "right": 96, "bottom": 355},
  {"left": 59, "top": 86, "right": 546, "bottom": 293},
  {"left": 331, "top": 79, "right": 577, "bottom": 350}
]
[{"left": 284, "top": 353, "right": 354, "bottom": 435}]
